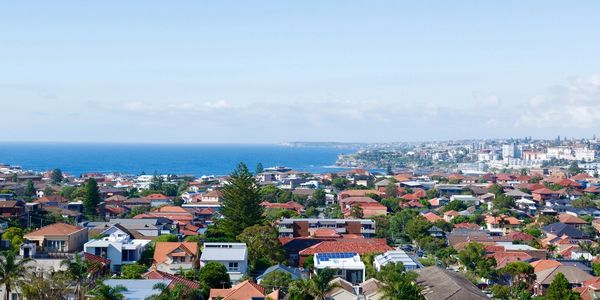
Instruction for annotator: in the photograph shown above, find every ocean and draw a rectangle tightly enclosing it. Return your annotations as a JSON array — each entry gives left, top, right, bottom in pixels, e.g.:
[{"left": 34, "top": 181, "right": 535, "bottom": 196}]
[{"left": 0, "top": 142, "right": 356, "bottom": 177}]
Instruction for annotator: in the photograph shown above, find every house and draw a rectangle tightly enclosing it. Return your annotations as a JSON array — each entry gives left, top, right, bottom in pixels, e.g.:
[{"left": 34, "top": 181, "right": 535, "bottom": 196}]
[
  {"left": 449, "top": 195, "right": 480, "bottom": 206},
  {"left": 276, "top": 218, "right": 376, "bottom": 238},
  {"left": 200, "top": 243, "right": 248, "bottom": 283},
  {"left": 314, "top": 252, "right": 366, "bottom": 284},
  {"left": 260, "top": 201, "right": 304, "bottom": 214},
  {"left": 532, "top": 188, "right": 561, "bottom": 202},
  {"left": 84, "top": 224, "right": 151, "bottom": 272},
  {"left": 428, "top": 226, "right": 445, "bottom": 238},
  {"left": 338, "top": 190, "right": 384, "bottom": 200},
  {"left": 374, "top": 249, "right": 419, "bottom": 271},
  {"left": 298, "top": 239, "right": 392, "bottom": 267},
  {"left": 256, "top": 264, "right": 303, "bottom": 284},
  {"left": 485, "top": 215, "right": 521, "bottom": 235},
  {"left": 87, "top": 218, "right": 175, "bottom": 240},
  {"left": 144, "top": 194, "right": 173, "bottom": 207},
  {"left": 23, "top": 223, "right": 88, "bottom": 254},
  {"left": 142, "top": 267, "right": 201, "bottom": 290},
  {"left": 201, "top": 190, "right": 223, "bottom": 203},
  {"left": 209, "top": 280, "right": 279, "bottom": 300},
  {"left": 428, "top": 197, "right": 449, "bottom": 209},
  {"left": 533, "top": 265, "right": 595, "bottom": 296},
  {"left": 422, "top": 212, "right": 443, "bottom": 223},
  {"left": 0, "top": 200, "right": 25, "bottom": 219},
  {"left": 416, "top": 266, "right": 489, "bottom": 300},
  {"left": 558, "top": 213, "right": 589, "bottom": 230},
  {"left": 153, "top": 242, "right": 199, "bottom": 274},
  {"left": 134, "top": 206, "right": 194, "bottom": 227},
  {"left": 325, "top": 277, "right": 384, "bottom": 299},
  {"left": 543, "top": 222, "right": 585, "bottom": 239}
]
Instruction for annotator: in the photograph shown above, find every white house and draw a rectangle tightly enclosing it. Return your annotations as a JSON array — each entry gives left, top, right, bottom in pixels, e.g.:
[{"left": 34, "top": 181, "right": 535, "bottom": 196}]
[
  {"left": 314, "top": 252, "right": 366, "bottom": 285},
  {"left": 84, "top": 225, "right": 151, "bottom": 273},
  {"left": 373, "top": 249, "right": 419, "bottom": 271},
  {"left": 200, "top": 242, "right": 248, "bottom": 283}
]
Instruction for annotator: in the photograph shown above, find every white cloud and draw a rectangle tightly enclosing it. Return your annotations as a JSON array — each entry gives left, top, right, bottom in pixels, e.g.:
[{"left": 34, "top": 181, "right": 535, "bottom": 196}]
[{"left": 518, "top": 74, "right": 600, "bottom": 129}]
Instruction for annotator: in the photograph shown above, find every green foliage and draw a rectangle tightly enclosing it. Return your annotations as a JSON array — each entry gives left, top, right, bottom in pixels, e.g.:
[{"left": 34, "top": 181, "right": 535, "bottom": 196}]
[
  {"left": 89, "top": 282, "right": 127, "bottom": 300},
  {"left": 199, "top": 262, "right": 231, "bottom": 298},
  {"left": 524, "top": 225, "right": 543, "bottom": 238},
  {"left": 572, "top": 197, "right": 596, "bottom": 209},
  {"left": 43, "top": 186, "right": 56, "bottom": 196},
  {"left": 458, "top": 242, "right": 497, "bottom": 279},
  {"left": 237, "top": 225, "right": 285, "bottom": 268},
  {"left": 568, "top": 161, "right": 582, "bottom": 175},
  {"left": 0, "top": 251, "right": 34, "bottom": 300},
  {"left": 546, "top": 272, "right": 582, "bottom": 300},
  {"left": 331, "top": 178, "right": 350, "bottom": 190},
  {"left": 443, "top": 200, "right": 467, "bottom": 212},
  {"left": 405, "top": 215, "right": 432, "bottom": 241},
  {"left": 219, "top": 163, "right": 264, "bottom": 240},
  {"left": 83, "top": 178, "right": 101, "bottom": 216},
  {"left": 2, "top": 227, "right": 24, "bottom": 252},
  {"left": 50, "top": 168, "right": 64, "bottom": 184},
  {"left": 349, "top": 204, "right": 364, "bottom": 219},
  {"left": 264, "top": 207, "right": 299, "bottom": 222},
  {"left": 184, "top": 235, "right": 202, "bottom": 243},
  {"left": 488, "top": 184, "right": 505, "bottom": 196},
  {"left": 304, "top": 206, "right": 318, "bottom": 217},
  {"left": 435, "top": 247, "right": 458, "bottom": 266},
  {"left": 492, "top": 195, "right": 515, "bottom": 210},
  {"left": 303, "top": 255, "right": 314, "bottom": 269},
  {"left": 419, "top": 236, "right": 447, "bottom": 254},
  {"left": 375, "top": 262, "right": 424, "bottom": 299},
  {"left": 260, "top": 270, "right": 292, "bottom": 293},
  {"left": 490, "top": 284, "right": 511, "bottom": 299},
  {"left": 147, "top": 282, "right": 198, "bottom": 300},
  {"left": 426, "top": 188, "right": 438, "bottom": 199},
  {"left": 120, "top": 262, "right": 147, "bottom": 279},
  {"left": 385, "top": 182, "right": 398, "bottom": 198},
  {"left": 20, "top": 271, "right": 72, "bottom": 299},
  {"left": 155, "top": 234, "right": 179, "bottom": 242},
  {"left": 388, "top": 209, "right": 419, "bottom": 243},
  {"left": 24, "top": 179, "right": 36, "bottom": 198},
  {"left": 311, "top": 189, "right": 326, "bottom": 206},
  {"left": 255, "top": 162, "right": 264, "bottom": 174}
]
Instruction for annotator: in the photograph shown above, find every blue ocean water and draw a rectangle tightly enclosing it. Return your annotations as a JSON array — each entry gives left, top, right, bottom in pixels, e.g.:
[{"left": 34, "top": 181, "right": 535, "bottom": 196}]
[{"left": 0, "top": 142, "right": 355, "bottom": 176}]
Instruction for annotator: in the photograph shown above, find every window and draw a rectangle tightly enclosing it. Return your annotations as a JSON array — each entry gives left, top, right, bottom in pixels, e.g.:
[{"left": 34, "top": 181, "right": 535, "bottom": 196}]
[
  {"left": 122, "top": 250, "right": 136, "bottom": 262},
  {"left": 94, "top": 247, "right": 108, "bottom": 257},
  {"left": 45, "top": 240, "right": 65, "bottom": 252},
  {"left": 228, "top": 262, "right": 239, "bottom": 271}
]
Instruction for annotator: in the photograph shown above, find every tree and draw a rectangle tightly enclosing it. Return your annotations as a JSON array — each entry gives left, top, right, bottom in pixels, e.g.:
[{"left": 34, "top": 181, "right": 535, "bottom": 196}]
[
  {"left": 89, "top": 282, "right": 127, "bottom": 300},
  {"left": 443, "top": 200, "right": 467, "bottom": 212},
  {"left": 199, "top": 262, "right": 231, "bottom": 298},
  {"left": 0, "top": 250, "right": 33, "bottom": 300},
  {"left": 83, "top": 178, "right": 101, "bottom": 216},
  {"left": 501, "top": 261, "right": 535, "bottom": 291},
  {"left": 426, "top": 188, "right": 438, "bottom": 199},
  {"left": 146, "top": 282, "right": 197, "bottom": 300},
  {"left": 61, "top": 253, "right": 92, "bottom": 300},
  {"left": 568, "top": 161, "right": 582, "bottom": 175},
  {"left": 375, "top": 262, "right": 423, "bottom": 300},
  {"left": 308, "top": 268, "right": 339, "bottom": 300},
  {"left": 405, "top": 216, "right": 432, "bottom": 242},
  {"left": 121, "top": 262, "right": 147, "bottom": 279},
  {"left": 331, "top": 178, "right": 350, "bottom": 190},
  {"left": 386, "top": 164, "right": 393, "bottom": 175},
  {"left": 219, "top": 163, "right": 264, "bottom": 239},
  {"left": 255, "top": 162, "right": 264, "bottom": 174},
  {"left": 51, "top": 168, "right": 64, "bottom": 184},
  {"left": 458, "top": 242, "right": 497, "bottom": 278},
  {"left": 24, "top": 179, "right": 35, "bottom": 198},
  {"left": 260, "top": 270, "right": 292, "bottom": 293},
  {"left": 572, "top": 197, "right": 595, "bottom": 209},
  {"left": 492, "top": 195, "right": 515, "bottom": 210},
  {"left": 385, "top": 182, "right": 398, "bottom": 198},
  {"left": 21, "top": 271, "right": 71, "bottom": 299},
  {"left": 546, "top": 272, "right": 581, "bottom": 300},
  {"left": 489, "top": 184, "right": 505, "bottom": 196},
  {"left": 349, "top": 204, "right": 364, "bottom": 219},
  {"left": 311, "top": 189, "right": 326, "bottom": 206},
  {"left": 237, "top": 225, "right": 285, "bottom": 267},
  {"left": 154, "top": 234, "right": 178, "bottom": 243},
  {"left": 43, "top": 186, "right": 56, "bottom": 196},
  {"left": 593, "top": 262, "right": 600, "bottom": 276},
  {"left": 2, "top": 228, "right": 24, "bottom": 252}
]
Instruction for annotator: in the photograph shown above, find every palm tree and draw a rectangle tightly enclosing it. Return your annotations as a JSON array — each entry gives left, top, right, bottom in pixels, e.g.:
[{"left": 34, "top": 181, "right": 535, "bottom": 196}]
[
  {"left": 309, "top": 268, "right": 339, "bottom": 300},
  {"left": 376, "top": 262, "right": 424, "bottom": 300},
  {"left": 61, "top": 253, "right": 90, "bottom": 300},
  {"left": 288, "top": 269, "right": 339, "bottom": 300},
  {"left": 21, "top": 271, "right": 71, "bottom": 299},
  {"left": 145, "top": 282, "right": 195, "bottom": 300},
  {"left": 88, "top": 282, "right": 127, "bottom": 300},
  {"left": 0, "top": 250, "right": 33, "bottom": 300}
]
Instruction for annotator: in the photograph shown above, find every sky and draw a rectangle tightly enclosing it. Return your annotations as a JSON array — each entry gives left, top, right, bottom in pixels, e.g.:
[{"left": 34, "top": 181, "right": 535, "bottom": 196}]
[{"left": 1, "top": 1, "right": 600, "bottom": 143}]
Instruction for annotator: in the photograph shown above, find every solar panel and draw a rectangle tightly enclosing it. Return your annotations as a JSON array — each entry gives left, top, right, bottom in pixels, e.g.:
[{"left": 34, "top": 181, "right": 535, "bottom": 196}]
[{"left": 316, "top": 252, "right": 357, "bottom": 262}]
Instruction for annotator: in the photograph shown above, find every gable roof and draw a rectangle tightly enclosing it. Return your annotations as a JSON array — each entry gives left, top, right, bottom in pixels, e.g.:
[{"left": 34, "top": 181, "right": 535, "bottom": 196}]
[
  {"left": 24, "top": 222, "right": 85, "bottom": 238},
  {"left": 530, "top": 259, "right": 562, "bottom": 272},
  {"left": 543, "top": 222, "right": 585, "bottom": 238},
  {"left": 209, "top": 280, "right": 273, "bottom": 300},
  {"left": 535, "top": 265, "right": 595, "bottom": 285},
  {"left": 142, "top": 269, "right": 200, "bottom": 290},
  {"left": 299, "top": 239, "right": 391, "bottom": 256},
  {"left": 416, "top": 266, "right": 488, "bottom": 300},
  {"left": 154, "top": 242, "right": 198, "bottom": 264},
  {"left": 558, "top": 213, "right": 588, "bottom": 224},
  {"left": 256, "top": 264, "right": 302, "bottom": 281}
]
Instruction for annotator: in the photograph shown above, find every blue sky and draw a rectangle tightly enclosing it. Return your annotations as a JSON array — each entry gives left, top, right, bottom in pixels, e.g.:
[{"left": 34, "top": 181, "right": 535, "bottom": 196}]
[{"left": 2, "top": 1, "right": 600, "bottom": 143}]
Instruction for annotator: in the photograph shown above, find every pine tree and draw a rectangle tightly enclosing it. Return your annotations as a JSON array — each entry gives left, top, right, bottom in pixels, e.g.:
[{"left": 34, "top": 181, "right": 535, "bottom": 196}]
[
  {"left": 23, "top": 180, "right": 35, "bottom": 198},
  {"left": 255, "top": 162, "right": 264, "bottom": 174},
  {"left": 50, "top": 168, "right": 63, "bottom": 184},
  {"left": 83, "top": 178, "right": 101, "bottom": 216},
  {"left": 546, "top": 272, "right": 581, "bottom": 300},
  {"left": 220, "top": 162, "right": 264, "bottom": 240}
]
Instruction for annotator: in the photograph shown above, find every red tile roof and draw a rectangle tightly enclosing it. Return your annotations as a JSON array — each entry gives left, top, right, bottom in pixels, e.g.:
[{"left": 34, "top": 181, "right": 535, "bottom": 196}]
[{"left": 299, "top": 239, "right": 392, "bottom": 255}]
